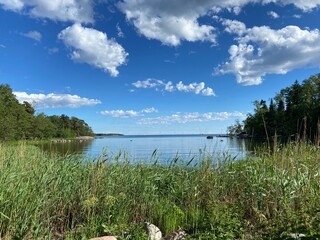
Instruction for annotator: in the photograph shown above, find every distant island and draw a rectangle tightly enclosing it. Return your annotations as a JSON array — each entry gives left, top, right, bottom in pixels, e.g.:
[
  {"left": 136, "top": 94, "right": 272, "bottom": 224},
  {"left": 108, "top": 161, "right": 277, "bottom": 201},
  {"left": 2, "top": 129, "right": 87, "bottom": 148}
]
[{"left": 95, "top": 133, "right": 124, "bottom": 137}]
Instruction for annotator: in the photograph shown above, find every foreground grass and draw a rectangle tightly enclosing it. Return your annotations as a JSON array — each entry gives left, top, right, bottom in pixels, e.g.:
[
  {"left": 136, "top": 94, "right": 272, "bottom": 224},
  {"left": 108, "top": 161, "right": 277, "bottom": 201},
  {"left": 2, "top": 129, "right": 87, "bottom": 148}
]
[{"left": 0, "top": 142, "right": 320, "bottom": 239}]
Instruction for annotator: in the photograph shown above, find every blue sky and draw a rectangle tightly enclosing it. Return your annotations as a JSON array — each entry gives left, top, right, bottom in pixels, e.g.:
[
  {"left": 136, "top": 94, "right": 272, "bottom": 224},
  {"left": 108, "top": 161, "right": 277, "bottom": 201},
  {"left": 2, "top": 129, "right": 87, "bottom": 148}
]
[{"left": 0, "top": 0, "right": 320, "bottom": 134}]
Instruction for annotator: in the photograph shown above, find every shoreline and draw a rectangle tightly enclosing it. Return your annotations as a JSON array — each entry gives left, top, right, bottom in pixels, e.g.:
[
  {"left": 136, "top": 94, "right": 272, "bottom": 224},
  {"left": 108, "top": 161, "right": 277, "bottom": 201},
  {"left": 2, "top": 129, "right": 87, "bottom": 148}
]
[{"left": 51, "top": 136, "right": 95, "bottom": 143}]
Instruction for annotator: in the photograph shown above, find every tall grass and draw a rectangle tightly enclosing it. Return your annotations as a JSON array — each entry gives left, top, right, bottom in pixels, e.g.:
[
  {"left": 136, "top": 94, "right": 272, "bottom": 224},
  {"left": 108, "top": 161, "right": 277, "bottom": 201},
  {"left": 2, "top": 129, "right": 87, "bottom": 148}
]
[{"left": 0, "top": 142, "right": 320, "bottom": 239}]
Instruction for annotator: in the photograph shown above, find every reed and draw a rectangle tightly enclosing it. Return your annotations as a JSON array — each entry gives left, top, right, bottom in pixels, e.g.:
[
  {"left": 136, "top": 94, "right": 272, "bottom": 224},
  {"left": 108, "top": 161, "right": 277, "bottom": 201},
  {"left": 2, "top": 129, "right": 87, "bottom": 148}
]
[{"left": 0, "top": 142, "right": 319, "bottom": 239}]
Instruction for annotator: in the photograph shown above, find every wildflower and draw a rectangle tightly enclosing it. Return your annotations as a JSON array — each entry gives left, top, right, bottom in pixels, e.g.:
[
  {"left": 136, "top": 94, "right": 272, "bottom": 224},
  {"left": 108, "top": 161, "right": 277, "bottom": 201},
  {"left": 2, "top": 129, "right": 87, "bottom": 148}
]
[
  {"left": 83, "top": 196, "right": 99, "bottom": 209},
  {"left": 105, "top": 195, "right": 116, "bottom": 207},
  {"left": 118, "top": 192, "right": 126, "bottom": 200}
]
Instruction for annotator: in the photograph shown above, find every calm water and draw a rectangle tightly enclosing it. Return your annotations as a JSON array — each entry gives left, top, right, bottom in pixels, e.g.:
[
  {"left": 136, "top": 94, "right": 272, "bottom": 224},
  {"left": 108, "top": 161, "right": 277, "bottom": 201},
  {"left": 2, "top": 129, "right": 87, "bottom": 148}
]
[{"left": 38, "top": 135, "right": 250, "bottom": 164}]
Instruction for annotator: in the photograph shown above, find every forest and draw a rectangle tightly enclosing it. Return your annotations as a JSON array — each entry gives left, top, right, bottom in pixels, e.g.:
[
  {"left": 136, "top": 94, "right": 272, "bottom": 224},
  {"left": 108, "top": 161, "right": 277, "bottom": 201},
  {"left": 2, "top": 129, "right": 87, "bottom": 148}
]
[
  {"left": 228, "top": 74, "right": 320, "bottom": 141},
  {"left": 0, "top": 84, "right": 94, "bottom": 141}
]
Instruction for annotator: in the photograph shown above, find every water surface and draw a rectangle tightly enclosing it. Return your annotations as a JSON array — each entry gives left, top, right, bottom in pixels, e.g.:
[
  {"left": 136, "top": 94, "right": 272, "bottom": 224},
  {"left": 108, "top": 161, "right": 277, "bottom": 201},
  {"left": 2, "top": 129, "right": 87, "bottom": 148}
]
[{"left": 38, "top": 134, "right": 249, "bottom": 164}]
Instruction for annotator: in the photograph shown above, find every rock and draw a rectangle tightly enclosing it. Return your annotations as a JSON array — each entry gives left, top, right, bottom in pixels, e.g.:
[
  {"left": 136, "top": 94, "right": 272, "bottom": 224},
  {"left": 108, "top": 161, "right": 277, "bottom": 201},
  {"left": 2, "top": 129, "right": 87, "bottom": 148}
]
[
  {"left": 76, "top": 136, "right": 95, "bottom": 140},
  {"left": 164, "top": 230, "right": 186, "bottom": 240},
  {"left": 284, "top": 233, "right": 306, "bottom": 239},
  {"left": 89, "top": 236, "right": 117, "bottom": 240},
  {"left": 144, "top": 222, "right": 162, "bottom": 240}
]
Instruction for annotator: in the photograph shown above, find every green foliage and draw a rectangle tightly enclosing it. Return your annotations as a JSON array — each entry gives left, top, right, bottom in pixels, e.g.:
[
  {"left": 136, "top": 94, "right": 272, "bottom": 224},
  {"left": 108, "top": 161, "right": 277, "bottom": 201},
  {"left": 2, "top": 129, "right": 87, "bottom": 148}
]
[
  {"left": 0, "top": 143, "right": 320, "bottom": 239},
  {"left": 0, "top": 84, "right": 94, "bottom": 140},
  {"left": 241, "top": 73, "right": 320, "bottom": 140},
  {"left": 0, "top": 84, "right": 26, "bottom": 140},
  {"left": 227, "top": 119, "right": 244, "bottom": 135}
]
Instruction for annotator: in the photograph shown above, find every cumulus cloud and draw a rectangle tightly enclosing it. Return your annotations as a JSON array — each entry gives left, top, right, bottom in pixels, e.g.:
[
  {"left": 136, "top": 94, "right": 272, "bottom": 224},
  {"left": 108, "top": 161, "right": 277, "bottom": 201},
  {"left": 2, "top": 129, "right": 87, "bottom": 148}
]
[
  {"left": 100, "top": 110, "right": 140, "bottom": 118},
  {"left": 100, "top": 107, "right": 158, "bottom": 118},
  {"left": 138, "top": 111, "right": 245, "bottom": 124},
  {"left": 14, "top": 91, "right": 101, "bottom": 109},
  {"left": 0, "top": 0, "right": 93, "bottom": 23},
  {"left": 58, "top": 24, "right": 128, "bottom": 77},
  {"left": 222, "top": 19, "right": 247, "bottom": 35},
  {"left": 268, "top": 11, "right": 280, "bottom": 19},
  {"left": 132, "top": 78, "right": 164, "bottom": 89},
  {"left": 164, "top": 81, "right": 175, "bottom": 92},
  {"left": 0, "top": 0, "right": 23, "bottom": 11},
  {"left": 176, "top": 81, "right": 215, "bottom": 96},
  {"left": 1, "top": 0, "right": 319, "bottom": 27},
  {"left": 118, "top": 0, "right": 217, "bottom": 46},
  {"left": 202, "top": 87, "right": 216, "bottom": 96},
  {"left": 21, "top": 31, "right": 42, "bottom": 42},
  {"left": 280, "top": 0, "right": 320, "bottom": 11},
  {"left": 141, "top": 107, "right": 158, "bottom": 113},
  {"left": 118, "top": 0, "right": 320, "bottom": 46},
  {"left": 132, "top": 78, "right": 215, "bottom": 96},
  {"left": 217, "top": 21, "right": 320, "bottom": 85}
]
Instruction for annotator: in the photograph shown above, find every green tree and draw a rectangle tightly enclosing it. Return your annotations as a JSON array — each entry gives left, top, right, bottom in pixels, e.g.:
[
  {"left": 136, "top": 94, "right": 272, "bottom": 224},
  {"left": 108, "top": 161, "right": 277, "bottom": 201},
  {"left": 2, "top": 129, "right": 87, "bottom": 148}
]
[
  {"left": 33, "top": 113, "right": 56, "bottom": 139},
  {"left": 227, "top": 120, "right": 244, "bottom": 135},
  {"left": 240, "top": 73, "right": 320, "bottom": 141},
  {"left": 0, "top": 84, "right": 95, "bottom": 141},
  {"left": 0, "top": 84, "right": 20, "bottom": 140}
]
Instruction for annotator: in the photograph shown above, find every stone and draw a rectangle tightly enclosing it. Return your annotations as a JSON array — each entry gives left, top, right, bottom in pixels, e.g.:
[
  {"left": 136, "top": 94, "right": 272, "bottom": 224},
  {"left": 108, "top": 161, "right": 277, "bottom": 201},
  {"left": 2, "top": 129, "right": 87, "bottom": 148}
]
[
  {"left": 164, "top": 230, "right": 186, "bottom": 240},
  {"left": 285, "top": 233, "right": 306, "bottom": 239},
  {"left": 144, "top": 222, "right": 162, "bottom": 240}
]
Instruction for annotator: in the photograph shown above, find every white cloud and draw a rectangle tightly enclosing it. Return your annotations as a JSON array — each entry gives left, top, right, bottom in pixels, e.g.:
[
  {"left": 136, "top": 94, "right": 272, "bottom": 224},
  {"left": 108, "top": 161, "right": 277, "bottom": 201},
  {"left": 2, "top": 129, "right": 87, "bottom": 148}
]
[
  {"left": 222, "top": 19, "right": 247, "bottom": 35},
  {"left": 1, "top": 0, "right": 319, "bottom": 27},
  {"left": 118, "top": 0, "right": 217, "bottom": 46},
  {"left": 164, "top": 81, "right": 175, "bottom": 92},
  {"left": 0, "top": 0, "right": 23, "bottom": 11},
  {"left": 14, "top": 91, "right": 101, "bottom": 109},
  {"left": 132, "top": 79, "right": 215, "bottom": 96},
  {"left": 268, "top": 11, "right": 280, "bottom": 19},
  {"left": 202, "top": 87, "right": 215, "bottom": 96},
  {"left": 116, "top": 23, "right": 125, "bottom": 38},
  {"left": 0, "top": 44, "right": 5, "bottom": 48},
  {"left": 21, "top": 31, "right": 42, "bottom": 42},
  {"left": 48, "top": 47, "right": 59, "bottom": 54},
  {"left": 176, "top": 81, "right": 215, "bottom": 96},
  {"left": 164, "top": 60, "right": 175, "bottom": 64},
  {"left": 0, "top": 0, "right": 93, "bottom": 23},
  {"left": 100, "top": 107, "right": 158, "bottom": 118},
  {"left": 138, "top": 111, "right": 245, "bottom": 124},
  {"left": 293, "top": 14, "right": 301, "bottom": 18},
  {"left": 118, "top": 0, "right": 320, "bottom": 46},
  {"left": 58, "top": 24, "right": 128, "bottom": 77},
  {"left": 100, "top": 110, "right": 140, "bottom": 118},
  {"left": 217, "top": 21, "right": 320, "bottom": 85},
  {"left": 278, "top": 0, "right": 320, "bottom": 11},
  {"left": 141, "top": 107, "right": 158, "bottom": 113},
  {"left": 132, "top": 78, "right": 163, "bottom": 89}
]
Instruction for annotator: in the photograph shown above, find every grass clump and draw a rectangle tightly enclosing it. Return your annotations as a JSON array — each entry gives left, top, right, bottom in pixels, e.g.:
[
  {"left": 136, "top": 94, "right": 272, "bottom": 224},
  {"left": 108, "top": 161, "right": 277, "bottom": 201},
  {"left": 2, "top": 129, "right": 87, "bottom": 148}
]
[{"left": 0, "top": 142, "right": 320, "bottom": 239}]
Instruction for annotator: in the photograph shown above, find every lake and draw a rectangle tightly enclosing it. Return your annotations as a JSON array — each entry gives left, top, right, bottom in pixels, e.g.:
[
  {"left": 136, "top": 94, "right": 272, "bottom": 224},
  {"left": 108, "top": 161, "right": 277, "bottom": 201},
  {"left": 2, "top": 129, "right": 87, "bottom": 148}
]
[{"left": 38, "top": 134, "right": 251, "bottom": 164}]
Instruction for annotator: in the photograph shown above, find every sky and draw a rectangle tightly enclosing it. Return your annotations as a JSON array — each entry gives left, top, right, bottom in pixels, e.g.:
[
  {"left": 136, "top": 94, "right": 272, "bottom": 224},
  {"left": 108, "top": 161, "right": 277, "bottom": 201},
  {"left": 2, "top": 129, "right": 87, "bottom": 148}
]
[{"left": 0, "top": 0, "right": 320, "bottom": 135}]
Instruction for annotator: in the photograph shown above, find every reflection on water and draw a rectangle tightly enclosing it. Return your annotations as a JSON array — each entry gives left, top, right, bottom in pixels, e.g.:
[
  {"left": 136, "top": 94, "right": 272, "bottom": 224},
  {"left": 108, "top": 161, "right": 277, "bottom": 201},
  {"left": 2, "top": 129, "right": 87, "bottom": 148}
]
[
  {"left": 37, "top": 135, "right": 251, "bottom": 163},
  {"left": 37, "top": 140, "right": 94, "bottom": 155}
]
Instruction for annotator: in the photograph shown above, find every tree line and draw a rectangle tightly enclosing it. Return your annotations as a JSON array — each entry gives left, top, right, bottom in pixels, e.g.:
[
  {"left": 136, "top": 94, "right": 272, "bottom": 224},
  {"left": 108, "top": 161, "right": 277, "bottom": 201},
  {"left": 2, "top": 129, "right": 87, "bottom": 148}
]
[
  {"left": 228, "top": 73, "right": 320, "bottom": 141},
  {"left": 0, "top": 84, "right": 94, "bottom": 141}
]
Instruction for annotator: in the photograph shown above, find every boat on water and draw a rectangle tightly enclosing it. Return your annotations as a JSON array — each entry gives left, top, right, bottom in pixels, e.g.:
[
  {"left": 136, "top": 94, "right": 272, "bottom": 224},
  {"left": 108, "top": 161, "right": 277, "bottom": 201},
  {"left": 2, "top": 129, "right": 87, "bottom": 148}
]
[{"left": 206, "top": 136, "right": 213, "bottom": 139}]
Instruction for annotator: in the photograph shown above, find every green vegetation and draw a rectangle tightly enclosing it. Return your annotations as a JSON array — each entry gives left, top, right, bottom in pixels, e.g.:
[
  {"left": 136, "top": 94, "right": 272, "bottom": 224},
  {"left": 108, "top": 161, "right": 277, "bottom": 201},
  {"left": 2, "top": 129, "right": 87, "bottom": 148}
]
[
  {"left": 0, "top": 84, "right": 94, "bottom": 140},
  {"left": 2, "top": 74, "right": 320, "bottom": 239},
  {"left": 227, "top": 119, "right": 244, "bottom": 136},
  {"left": 1, "top": 142, "right": 320, "bottom": 239},
  {"left": 229, "top": 74, "right": 320, "bottom": 141}
]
